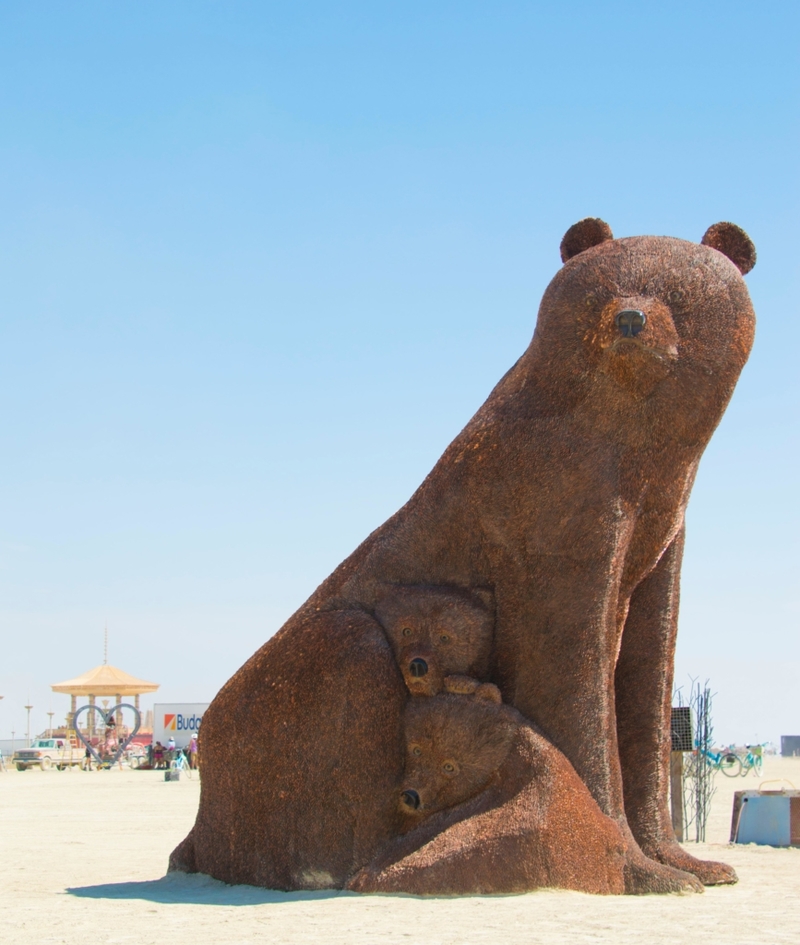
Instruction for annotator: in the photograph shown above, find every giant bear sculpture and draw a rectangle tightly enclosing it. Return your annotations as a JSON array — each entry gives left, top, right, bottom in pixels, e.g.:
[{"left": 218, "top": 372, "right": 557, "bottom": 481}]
[{"left": 171, "top": 219, "right": 756, "bottom": 894}]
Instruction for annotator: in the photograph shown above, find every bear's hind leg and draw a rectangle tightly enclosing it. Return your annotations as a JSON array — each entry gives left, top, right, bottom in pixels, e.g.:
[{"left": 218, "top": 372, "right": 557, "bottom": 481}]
[{"left": 616, "top": 529, "right": 736, "bottom": 887}]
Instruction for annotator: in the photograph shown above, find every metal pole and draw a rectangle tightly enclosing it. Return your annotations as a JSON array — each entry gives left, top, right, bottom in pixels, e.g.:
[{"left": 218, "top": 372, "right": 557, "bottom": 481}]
[
  {"left": 47, "top": 712, "right": 55, "bottom": 738},
  {"left": 24, "top": 704, "right": 33, "bottom": 745},
  {"left": 88, "top": 695, "right": 96, "bottom": 739},
  {"left": 670, "top": 751, "right": 684, "bottom": 841}
]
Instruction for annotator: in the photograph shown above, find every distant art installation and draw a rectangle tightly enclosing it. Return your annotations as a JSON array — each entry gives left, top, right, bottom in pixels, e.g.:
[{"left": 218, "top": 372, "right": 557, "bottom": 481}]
[{"left": 170, "top": 219, "right": 756, "bottom": 895}]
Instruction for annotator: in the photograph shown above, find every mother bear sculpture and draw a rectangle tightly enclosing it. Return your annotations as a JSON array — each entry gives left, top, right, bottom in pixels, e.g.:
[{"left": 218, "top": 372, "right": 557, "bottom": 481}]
[{"left": 170, "top": 219, "right": 756, "bottom": 894}]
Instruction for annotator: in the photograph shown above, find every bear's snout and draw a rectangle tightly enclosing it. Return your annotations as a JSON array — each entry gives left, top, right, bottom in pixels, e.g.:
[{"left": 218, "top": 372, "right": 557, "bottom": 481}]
[
  {"left": 398, "top": 644, "right": 443, "bottom": 695},
  {"left": 409, "top": 657, "right": 428, "bottom": 677},
  {"left": 615, "top": 309, "right": 646, "bottom": 338},
  {"left": 400, "top": 789, "right": 421, "bottom": 810},
  {"left": 598, "top": 297, "right": 680, "bottom": 397},
  {"left": 603, "top": 297, "right": 678, "bottom": 358}
]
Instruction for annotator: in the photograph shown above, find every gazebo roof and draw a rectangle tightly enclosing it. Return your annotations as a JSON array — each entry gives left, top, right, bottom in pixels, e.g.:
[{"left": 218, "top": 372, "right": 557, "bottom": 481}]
[{"left": 51, "top": 663, "right": 159, "bottom": 697}]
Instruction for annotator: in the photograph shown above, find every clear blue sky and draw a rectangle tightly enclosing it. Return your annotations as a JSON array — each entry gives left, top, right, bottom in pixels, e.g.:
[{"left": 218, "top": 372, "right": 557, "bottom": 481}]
[{"left": 1, "top": 2, "right": 797, "bottom": 747}]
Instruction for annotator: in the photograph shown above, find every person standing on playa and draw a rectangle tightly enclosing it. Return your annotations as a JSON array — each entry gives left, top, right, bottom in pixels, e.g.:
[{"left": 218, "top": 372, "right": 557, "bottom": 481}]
[{"left": 188, "top": 733, "right": 198, "bottom": 770}]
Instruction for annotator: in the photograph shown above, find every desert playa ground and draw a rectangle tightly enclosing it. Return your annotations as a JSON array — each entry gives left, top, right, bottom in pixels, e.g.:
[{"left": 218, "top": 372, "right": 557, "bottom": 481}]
[{"left": 2, "top": 757, "right": 798, "bottom": 945}]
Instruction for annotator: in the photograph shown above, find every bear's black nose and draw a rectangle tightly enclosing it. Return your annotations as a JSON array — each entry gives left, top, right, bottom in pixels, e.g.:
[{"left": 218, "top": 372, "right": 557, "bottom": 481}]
[
  {"left": 616, "top": 309, "right": 646, "bottom": 338},
  {"left": 409, "top": 658, "right": 428, "bottom": 677},
  {"left": 401, "top": 789, "right": 421, "bottom": 810}
]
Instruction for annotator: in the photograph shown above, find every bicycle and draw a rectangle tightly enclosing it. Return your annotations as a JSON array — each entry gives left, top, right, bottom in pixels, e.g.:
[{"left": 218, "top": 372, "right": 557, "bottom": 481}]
[
  {"left": 170, "top": 751, "right": 192, "bottom": 779},
  {"left": 695, "top": 746, "right": 742, "bottom": 777},
  {"left": 740, "top": 744, "right": 764, "bottom": 777}
]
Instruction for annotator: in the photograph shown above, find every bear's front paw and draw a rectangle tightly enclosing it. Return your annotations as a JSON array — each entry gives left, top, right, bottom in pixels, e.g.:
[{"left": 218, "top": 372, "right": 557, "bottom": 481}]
[
  {"left": 443, "top": 675, "right": 481, "bottom": 694},
  {"left": 443, "top": 677, "right": 502, "bottom": 704},
  {"left": 645, "top": 841, "right": 737, "bottom": 886},
  {"left": 624, "top": 848, "right": 704, "bottom": 895}
]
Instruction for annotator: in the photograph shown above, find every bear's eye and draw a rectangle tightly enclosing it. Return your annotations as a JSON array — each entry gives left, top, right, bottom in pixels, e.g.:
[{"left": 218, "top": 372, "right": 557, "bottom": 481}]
[
  {"left": 438, "top": 633, "right": 450, "bottom": 644},
  {"left": 412, "top": 746, "right": 422, "bottom": 756},
  {"left": 443, "top": 762, "right": 455, "bottom": 773},
  {"left": 401, "top": 627, "right": 413, "bottom": 637}
]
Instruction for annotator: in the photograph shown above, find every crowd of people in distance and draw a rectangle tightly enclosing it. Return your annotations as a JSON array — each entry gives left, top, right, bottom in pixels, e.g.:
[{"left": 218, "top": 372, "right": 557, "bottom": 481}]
[
  {"left": 72, "top": 726, "right": 201, "bottom": 772},
  {"left": 151, "top": 733, "right": 199, "bottom": 770}
]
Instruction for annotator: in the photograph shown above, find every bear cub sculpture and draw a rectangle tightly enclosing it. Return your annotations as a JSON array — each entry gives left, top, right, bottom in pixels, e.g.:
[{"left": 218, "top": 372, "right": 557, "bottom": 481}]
[
  {"left": 398, "top": 685, "right": 510, "bottom": 818},
  {"left": 348, "top": 688, "right": 627, "bottom": 895},
  {"left": 374, "top": 584, "right": 494, "bottom": 697}
]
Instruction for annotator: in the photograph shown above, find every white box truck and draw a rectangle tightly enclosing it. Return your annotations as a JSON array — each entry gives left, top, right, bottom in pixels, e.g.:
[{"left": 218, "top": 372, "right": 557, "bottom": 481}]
[{"left": 152, "top": 703, "right": 209, "bottom": 750}]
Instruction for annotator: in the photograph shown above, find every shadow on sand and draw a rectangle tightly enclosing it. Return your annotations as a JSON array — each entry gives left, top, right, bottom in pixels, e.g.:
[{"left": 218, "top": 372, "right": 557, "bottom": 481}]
[{"left": 67, "top": 871, "right": 345, "bottom": 906}]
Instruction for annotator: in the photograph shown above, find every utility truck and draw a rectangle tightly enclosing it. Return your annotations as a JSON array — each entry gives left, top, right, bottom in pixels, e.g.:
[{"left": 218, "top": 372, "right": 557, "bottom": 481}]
[{"left": 12, "top": 737, "right": 83, "bottom": 771}]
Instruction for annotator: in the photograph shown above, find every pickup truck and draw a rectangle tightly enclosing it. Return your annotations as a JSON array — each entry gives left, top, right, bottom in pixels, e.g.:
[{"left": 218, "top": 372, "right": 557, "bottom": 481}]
[{"left": 12, "top": 737, "right": 83, "bottom": 771}]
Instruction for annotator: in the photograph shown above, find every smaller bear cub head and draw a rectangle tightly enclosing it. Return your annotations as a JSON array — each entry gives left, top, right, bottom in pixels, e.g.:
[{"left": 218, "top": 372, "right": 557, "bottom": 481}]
[
  {"left": 374, "top": 584, "right": 493, "bottom": 696},
  {"left": 399, "top": 687, "right": 516, "bottom": 818}
]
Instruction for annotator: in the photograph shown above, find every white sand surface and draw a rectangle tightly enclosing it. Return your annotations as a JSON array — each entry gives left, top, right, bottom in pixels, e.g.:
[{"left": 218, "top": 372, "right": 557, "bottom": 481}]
[{"left": 1, "top": 756, "right": 798, "bottom": 944}]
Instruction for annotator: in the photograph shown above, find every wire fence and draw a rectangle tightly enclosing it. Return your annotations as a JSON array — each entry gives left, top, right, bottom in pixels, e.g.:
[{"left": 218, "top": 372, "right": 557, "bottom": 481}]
[{"left": 673, "top": 678, "right": 716, "bottom": 843}]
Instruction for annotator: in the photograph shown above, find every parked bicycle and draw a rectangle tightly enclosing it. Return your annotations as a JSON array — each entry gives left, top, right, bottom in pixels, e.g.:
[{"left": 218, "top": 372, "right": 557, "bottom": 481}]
[
  {"left": 170, "top": 750, "right": 192, "bottom": 779},
  {"left": 696, "top": 746, "right": 742, "bottom": 777},
  {"left": 740, "top": 744, "right": 764, "bottom": 777}
]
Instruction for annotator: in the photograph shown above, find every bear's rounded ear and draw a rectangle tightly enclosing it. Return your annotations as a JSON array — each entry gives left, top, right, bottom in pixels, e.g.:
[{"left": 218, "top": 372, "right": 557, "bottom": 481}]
[
  {"left": 701, "top": 222, "right": 756, "bottom": 275},
  {"left": 473, "top": 683, "right": 502, "bottom": 705},
  {"left": 560, "top": 218, "right": 614, "bottom": 263}
]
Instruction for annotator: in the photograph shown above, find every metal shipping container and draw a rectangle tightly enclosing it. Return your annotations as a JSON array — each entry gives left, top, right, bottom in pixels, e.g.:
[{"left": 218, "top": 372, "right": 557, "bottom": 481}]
[{"left": 731, "top": 789, "right": 800, "bottom": 846}]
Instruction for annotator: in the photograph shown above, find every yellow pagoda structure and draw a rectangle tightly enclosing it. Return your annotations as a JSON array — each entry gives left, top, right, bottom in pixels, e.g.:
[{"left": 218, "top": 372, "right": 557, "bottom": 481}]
[{"left": 52, "top": 662, "right": 159, "bottom": 735}]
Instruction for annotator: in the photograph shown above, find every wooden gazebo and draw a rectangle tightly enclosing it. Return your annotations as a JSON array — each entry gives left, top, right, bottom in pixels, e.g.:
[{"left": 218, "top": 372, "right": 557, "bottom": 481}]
[{"left": 52, "top": 663, "right": 159, "bottom": 734}]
